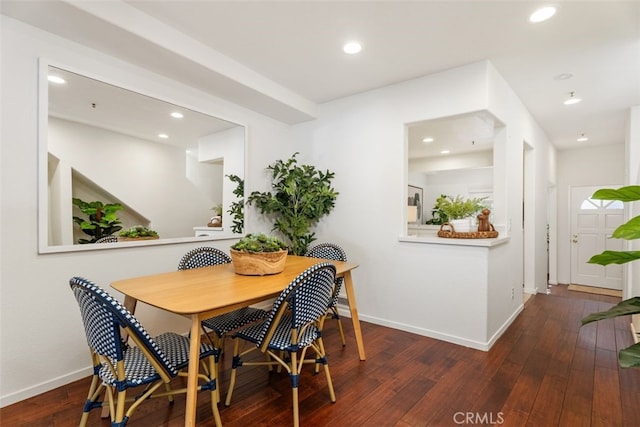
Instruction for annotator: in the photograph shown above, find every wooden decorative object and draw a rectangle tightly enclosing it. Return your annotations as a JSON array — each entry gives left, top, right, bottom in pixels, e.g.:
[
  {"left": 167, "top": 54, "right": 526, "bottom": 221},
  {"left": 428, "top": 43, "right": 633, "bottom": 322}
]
[
  {"left": 230, "top": 249, "right": 288, "bottom": 275},
  {"left": 437, "top": 223, "right": 499, "bottom": 239}
]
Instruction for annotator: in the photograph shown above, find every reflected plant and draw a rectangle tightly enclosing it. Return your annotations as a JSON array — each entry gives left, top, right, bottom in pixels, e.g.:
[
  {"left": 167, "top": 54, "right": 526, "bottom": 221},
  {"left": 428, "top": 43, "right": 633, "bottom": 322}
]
[
  {"left": 72, "top": 198, "right": 123, "bottom": 244},
  {"left": 227, "top": 174, "right": 244, "bottom": 234}
]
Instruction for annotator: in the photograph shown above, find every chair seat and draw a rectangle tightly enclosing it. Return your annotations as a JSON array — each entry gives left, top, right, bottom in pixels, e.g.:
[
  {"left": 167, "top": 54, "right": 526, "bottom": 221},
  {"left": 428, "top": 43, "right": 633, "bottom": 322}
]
[
  {"left": 232, "top": 313, "right": 320, "bottom": 352},
  {"left": 202, "top": 307, "right": 267, "bottom": 337},
  {"left": 99, "top": 332, "right": 218, "bottom": 388}
]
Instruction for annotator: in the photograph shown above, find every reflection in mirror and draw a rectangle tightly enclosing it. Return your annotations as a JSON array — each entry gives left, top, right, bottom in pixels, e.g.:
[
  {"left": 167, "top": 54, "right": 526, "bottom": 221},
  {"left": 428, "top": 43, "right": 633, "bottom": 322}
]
[
  {"left": 407, "top": 111, "right": 503, "bottom": 230},
  {"left": 41, "top": 65, "right": 245, "bottom": 252}
]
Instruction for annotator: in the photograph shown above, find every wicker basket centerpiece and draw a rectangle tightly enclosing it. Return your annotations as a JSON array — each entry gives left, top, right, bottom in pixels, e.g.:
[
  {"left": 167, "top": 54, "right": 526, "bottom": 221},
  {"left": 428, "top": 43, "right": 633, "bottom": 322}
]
[{"left": 230, "top": 233, "right": 288, "bottom": 275}]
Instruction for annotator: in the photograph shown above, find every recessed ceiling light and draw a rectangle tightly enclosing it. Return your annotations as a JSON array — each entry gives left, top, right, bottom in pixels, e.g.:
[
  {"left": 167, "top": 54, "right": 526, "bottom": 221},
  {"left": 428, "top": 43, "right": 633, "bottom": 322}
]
[
  {"left": 158, "top": 133, "right": 169, "bottom": 139},
  {"left": 554, "top": 72, "right": 573, "bottom": 81},
  {"left": 422, "top": 137, "right": 434, "bottom": 143},
  {"left": 48, "top": 75, "right": 66, "bottom": 84},
  {"left": 440, "top": 150, "right": 450, "bottom": 155},
  {"left": 529, "top": 6, "right": 556, "bottom": 23},
  {"left": 170, "top": 112, "right": 184, "bottom": 119},
  {"left": 564, "top": 92, "right": 582, "bottom": 105},
  {"left": 343, "top": 41, "right": 362, "bottom": 54},
  {"left": 577, "top": 133, "right": 589, "bottom": 142}
]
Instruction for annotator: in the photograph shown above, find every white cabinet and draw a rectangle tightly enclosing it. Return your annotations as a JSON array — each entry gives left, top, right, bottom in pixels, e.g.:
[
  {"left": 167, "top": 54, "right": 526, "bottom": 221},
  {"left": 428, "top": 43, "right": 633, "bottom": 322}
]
[{"left": 193, "top": 226, "right": 223, "bottom": 237}]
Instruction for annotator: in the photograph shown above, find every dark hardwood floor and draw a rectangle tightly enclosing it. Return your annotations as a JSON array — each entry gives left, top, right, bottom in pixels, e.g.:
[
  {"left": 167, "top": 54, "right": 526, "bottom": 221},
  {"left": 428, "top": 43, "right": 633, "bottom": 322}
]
[{"left": 2, "top": 285, "right": 639, "bottom": 426}]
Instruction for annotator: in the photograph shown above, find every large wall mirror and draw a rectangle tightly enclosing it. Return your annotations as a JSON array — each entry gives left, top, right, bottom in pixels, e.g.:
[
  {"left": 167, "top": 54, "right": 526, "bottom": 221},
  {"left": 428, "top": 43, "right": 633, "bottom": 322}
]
[
  {"left": 406, "top": 110, "right": 503, "bottom": 233},
  {"left": 39, "top": 63, "right": 245, "bottom": 253}
]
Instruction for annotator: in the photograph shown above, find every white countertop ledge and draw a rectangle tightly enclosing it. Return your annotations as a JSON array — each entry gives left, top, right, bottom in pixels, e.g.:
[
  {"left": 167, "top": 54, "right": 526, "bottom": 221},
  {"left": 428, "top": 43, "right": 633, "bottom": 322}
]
[{"left": 399, "top": 233, "right": 510, "bottom": 247}]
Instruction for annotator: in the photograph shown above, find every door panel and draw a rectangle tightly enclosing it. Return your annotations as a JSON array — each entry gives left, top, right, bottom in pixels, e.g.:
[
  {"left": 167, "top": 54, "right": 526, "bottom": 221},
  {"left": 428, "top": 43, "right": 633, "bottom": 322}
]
[{"left": 570, "top": 186, "right": 623, "bottom": 290}]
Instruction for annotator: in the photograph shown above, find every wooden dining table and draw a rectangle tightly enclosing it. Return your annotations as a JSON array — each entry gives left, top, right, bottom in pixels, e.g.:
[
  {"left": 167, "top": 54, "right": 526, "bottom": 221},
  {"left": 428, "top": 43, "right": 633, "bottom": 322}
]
[{"left": 111, "top": 255, "right": 363, "bottom": 427}]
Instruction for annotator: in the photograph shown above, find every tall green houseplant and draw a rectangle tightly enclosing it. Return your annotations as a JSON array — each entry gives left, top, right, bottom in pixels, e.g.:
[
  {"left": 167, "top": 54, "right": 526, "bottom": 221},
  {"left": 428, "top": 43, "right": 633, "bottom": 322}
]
[
  {"left": 248, "top": 152, "right": 338, "bottom": 255},
  {"left": 581, "top": 185, "right": 640, "bottom": 367}
]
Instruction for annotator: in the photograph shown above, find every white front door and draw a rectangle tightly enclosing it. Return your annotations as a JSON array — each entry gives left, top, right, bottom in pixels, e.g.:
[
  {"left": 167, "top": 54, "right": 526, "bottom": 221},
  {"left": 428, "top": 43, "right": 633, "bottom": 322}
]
[{"left": 570, "top": 186, "right": 624, "bottom": 290}]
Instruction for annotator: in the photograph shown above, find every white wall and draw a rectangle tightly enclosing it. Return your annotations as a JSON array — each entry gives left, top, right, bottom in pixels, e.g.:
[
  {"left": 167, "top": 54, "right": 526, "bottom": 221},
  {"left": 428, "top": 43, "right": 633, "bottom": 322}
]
[
  {"left": 555, "top": 144, "right": 626, "bottom": 284},
  {"left": 0, "top": 16, "right": 294, "bottom": 406},
  {"left": 198, "top": 125, "right": 245, "bottom": 231},
  {"left": 294, "top": 61, "right": 553, "bottom": 350}
]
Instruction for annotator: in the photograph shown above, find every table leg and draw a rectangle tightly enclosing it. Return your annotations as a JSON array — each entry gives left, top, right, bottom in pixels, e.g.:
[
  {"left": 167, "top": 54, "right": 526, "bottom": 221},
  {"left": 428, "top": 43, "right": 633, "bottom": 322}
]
[
  {"left": 342, "top": 271, "right": 366, "bottom": 360},
  {"left": 185, "top": 315, "right": 201, "bottom": 427}
]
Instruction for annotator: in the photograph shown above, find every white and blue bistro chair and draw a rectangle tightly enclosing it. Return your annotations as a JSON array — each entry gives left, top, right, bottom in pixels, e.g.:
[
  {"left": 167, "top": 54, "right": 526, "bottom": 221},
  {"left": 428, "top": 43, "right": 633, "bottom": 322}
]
[
  {"left": 224, "top": 262, "right": 337, "bottom": 427},
  {"left": 69, "top": 277, "right": 222, "bottom": 427},
  {"left": 95, "top": 235, "right": 118, "bottom": 243},
  {"left": 178, "top": 246, "right": 268, "bottom": 349},
  {"left": 305, "top": 243, "right": 348, "bottom": 346}
]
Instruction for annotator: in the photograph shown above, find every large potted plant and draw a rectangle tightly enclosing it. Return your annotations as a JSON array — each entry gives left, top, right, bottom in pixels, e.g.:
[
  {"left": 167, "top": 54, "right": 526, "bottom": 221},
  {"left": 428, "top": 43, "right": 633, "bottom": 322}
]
[
  {"left": 230, "top": 233, "right": 288, "bottom": 275},
  {"left": 72, "top": 198, "right": 123, "bottom": 244},
  {"left": 581, "top": 185, "right": 640, "bottom": 367},
  {"left": 438, "top": 195, "right": 486, "bottom": 232},
  {"left": 247, "top": 152, "right": 338, "bottom": 255}
]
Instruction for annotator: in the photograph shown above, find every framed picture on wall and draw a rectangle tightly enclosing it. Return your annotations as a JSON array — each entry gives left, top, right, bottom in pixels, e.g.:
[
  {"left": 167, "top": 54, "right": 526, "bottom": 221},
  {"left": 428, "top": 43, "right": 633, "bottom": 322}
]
[{"left": 408, "top": 185, "right": 423, "bottom": 224}]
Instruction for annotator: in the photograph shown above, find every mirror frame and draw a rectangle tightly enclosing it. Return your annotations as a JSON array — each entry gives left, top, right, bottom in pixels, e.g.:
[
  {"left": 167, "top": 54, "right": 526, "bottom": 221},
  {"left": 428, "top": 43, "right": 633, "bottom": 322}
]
[{"left": 38, "top": 58, "right": 246, "bottom": 253}]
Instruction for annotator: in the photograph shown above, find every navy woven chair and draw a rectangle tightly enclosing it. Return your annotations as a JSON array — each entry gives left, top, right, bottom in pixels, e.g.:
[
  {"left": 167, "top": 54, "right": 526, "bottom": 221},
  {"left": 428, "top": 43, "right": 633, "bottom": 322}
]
[
  {"left": 305, "top": 243, "right": 348, "bottom": 346},
  {"left": 224, "top": 262, "right": 337, "bottom": 427},
  {"left": 69, "top": 277, "right": 222, "bottom": 427},
  {"left": 178, "top": 247, "right": 268, "bottom": 349}
]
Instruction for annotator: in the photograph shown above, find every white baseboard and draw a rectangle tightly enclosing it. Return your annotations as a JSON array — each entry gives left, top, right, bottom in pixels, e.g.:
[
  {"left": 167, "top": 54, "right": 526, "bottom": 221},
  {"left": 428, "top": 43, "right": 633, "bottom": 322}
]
[
  {"left": 337, "top": 303, "right": 523, "bottom": 352},
  {"left": 0, "top": 366, "right": 92, "bottom": 408}
]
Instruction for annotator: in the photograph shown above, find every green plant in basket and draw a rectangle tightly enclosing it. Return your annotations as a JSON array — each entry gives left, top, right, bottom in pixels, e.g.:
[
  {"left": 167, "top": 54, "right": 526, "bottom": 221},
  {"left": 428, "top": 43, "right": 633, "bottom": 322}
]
[
  {"left": 119, "top": 225, "right": 159, "bottom": 239},
  {"left": 231, "top": 233, "right": 288, "bottom": 253}
]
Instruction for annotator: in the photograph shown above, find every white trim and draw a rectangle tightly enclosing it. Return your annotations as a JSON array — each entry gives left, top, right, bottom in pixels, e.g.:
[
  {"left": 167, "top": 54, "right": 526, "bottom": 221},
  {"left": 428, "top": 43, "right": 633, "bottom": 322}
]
[
  {"left": 0, "top": 366, "right": 92, "bottom": 408},
  {"left": 337, "top": 303, "right": 524, "bottom": 352}
]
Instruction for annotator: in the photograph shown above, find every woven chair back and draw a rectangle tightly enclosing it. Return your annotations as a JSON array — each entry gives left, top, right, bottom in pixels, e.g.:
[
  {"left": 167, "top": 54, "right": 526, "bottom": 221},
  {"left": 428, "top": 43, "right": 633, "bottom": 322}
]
[{"left": 178, "top": 247, "right": 231, "bottom": 270}]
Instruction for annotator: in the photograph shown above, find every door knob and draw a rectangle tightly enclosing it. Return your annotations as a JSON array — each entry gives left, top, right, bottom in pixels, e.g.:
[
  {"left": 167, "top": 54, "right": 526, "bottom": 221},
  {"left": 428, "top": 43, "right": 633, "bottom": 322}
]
[{"left": 572, "top": 238, "right": 578, "bottom": 243}]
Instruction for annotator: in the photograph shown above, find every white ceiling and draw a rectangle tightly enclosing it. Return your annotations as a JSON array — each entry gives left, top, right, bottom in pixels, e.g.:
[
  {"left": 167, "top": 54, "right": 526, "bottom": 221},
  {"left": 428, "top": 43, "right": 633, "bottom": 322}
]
[
  {"left": 48, "top": 66, "right": 238, "bottom": 148},
  {"left": 3, "top": 0, "right": 639, "bottom": 152}
]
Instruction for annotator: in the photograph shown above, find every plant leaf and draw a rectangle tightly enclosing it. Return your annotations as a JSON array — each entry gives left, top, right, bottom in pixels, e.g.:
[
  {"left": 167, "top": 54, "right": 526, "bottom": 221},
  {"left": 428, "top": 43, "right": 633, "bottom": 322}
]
[
  {"left": 592, "top": 185, "right": 640, "bottom": 202},
  {"left": 581, "top": 297, "right": 640, "bottom": 325},
  {"left": 619, "top": 342, "right": 640, "bottom": 368},
  {"left": 588, "top": 251, "right": 640, "bottom": 266},
  {"left": 611, "top": 216, "right": 640, "bottom": 240}
]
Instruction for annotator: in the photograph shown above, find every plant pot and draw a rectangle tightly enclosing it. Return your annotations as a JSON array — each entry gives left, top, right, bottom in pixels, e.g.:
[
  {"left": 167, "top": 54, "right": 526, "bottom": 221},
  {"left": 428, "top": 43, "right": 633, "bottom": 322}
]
[
  {"left": 449, "top": 218, "right": 473, "bottom": 233},
  {"left": 230, "top": 249, "right": 288, "bottom": 276}
]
